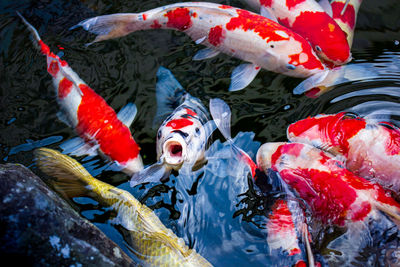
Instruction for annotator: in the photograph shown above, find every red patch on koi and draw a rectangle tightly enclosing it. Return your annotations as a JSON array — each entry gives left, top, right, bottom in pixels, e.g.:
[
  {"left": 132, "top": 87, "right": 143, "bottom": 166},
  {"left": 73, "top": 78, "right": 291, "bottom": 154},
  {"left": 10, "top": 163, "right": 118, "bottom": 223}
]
[
  {"left": 76, "top": 84, "right": 140, "bottom": 164},
  {"left": 166, "top": 118, "right": 193, "bottom": 129},
  {"left": 39, "top": 40, "right": 51, "bottom": 56},
  {"left": 185, "top": 108, "right": 197, "bottom": 116},
  {"left": 219, "top": 5, "right": 232, "bottom": 9},
  {"left": 271, "top": 143, "right": 303, "bottom": 166},
  {"left": 165, "top": 7, "right": 193, "bottom": 31},
  {"left": 48, "top": 60, "right": 59, "bottom": 77},
  {"left": 291, "top": 11, "right": 350, "bottom": 64},
  {"left": 259, "top": 0, "right": 272, "bottom": 7},
  {"left": 226, "top": 9, "right": 289, "bottom": 42},
  {"left": 285, "top": 0, "right": 306, "bottom": 10},
  {"left": 208, "top": 25, "right": 225, "bottom": 46},
  {"left": 331, "top": 2, "right": 356, "bottom": 29},
  {"left": 382, "top": 125, "right": 400, "bottom": 156},
  {"left": 151, "top": 20, "right": 162, "bottom": 29},
  {"left": 142, "top": 13, "right": 147, "bottom": 20},
  {"left": 304, "top": 87, "right": 321, "bottom": 98},
  {"left": 58, "top": 77, "right": 73, "bottom": 99}
]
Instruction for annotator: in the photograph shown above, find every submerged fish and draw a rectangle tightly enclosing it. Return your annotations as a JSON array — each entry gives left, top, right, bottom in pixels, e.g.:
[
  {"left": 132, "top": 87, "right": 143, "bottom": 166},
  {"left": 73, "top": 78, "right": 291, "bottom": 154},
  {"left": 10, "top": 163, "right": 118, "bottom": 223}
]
[
  {"left": 242, "top": 0, "right": 351, "bottom": 66},
  {"left": 256, "top": 142, "right": 400, "bottom": 227},
  {"left": 209, "top": 98, "right": 316, "bottom": 266},
  {"left": 18, "top": 13, "right": 143, "bottom": 175},
  {"left": 35, "top": 148, "right": 212, "bottom": 266},
  {"left": 287, "top": 112, "right": 400, "bottom": 195},
  {"left": 72, "top": 2, "right": 325, "bottom": 91},
  {"left": 330, "top": 0, "right": 363, "bottom": 47},
  {"left": 130, "top": 67, "right": 215, "bottom": 186}
]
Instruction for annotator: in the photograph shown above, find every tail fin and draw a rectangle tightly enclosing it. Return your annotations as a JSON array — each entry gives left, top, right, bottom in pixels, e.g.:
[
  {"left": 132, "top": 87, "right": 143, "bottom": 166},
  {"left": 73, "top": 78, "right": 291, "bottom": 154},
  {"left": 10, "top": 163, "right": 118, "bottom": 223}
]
[
  {"left": 209, "top": 98, "right": 257, "bottom": 176},
  {"left": 16, "top": 12, "right": 48, "bottom": 55},
  {"left": 130, "top": 160, "right": 171, "bottom": 187},
  {"left": 293, "top": 64, "right": 380, "bottom": 97},
  {"left": 34, "top": 148, "right": 92, "bottom": 199},
  {"left": 153, "top": 66, "right": 186, "bottom": 128},
  {"left": 71, "top": 13, "right": 139, "bottom": 45}
]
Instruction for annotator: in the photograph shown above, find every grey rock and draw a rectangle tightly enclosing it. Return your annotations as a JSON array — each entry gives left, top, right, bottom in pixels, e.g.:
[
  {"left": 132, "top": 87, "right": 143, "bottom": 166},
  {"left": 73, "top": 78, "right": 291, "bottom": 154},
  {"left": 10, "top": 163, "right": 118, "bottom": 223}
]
[{"left": 0, "top": 163, "right": 136, "bottom": 267}]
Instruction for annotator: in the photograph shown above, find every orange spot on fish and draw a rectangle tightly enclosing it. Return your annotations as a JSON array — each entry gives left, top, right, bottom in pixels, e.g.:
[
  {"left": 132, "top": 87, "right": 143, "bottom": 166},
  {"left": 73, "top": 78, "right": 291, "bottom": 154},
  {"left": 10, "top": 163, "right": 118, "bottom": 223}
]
[
  {"left": 77, "top": 84, "right": 140, "bottom": 164},
  {"left": 285, "top": 0, "right": 306, "bottom": 10},
  {"left": 151, "top": 20, "right": 162, "bottom": 29},
  {"left": 48, "top": 60, "right": 59, "bottom": 77},
  {"left": 58, "top": 77, "right": 73, "bottom": 99},
  {"left": 185, "top": 108, "right": 197, "bottom": 116},
  {"left": 165, "top": 7, "right": 193, "bottom": 31},
  {"left": 208, "top": 25, "right": 225, "bottom": 46},
  {"left": 328, "top": 23, "right": 336, "bottom": 32},
  {"left": 166, "top": 118, "right": 193, "bottom": 129},
  {"left": 331, "top": 2, "right": 356, "bottom": 29}
]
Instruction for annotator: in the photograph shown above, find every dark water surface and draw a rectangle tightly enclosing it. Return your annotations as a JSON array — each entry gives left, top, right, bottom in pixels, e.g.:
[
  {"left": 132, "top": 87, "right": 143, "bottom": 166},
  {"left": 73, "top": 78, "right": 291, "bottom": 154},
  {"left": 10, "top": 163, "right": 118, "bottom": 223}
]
[{"left": 1, "top": 0, "right": 400, "bottom": 266}]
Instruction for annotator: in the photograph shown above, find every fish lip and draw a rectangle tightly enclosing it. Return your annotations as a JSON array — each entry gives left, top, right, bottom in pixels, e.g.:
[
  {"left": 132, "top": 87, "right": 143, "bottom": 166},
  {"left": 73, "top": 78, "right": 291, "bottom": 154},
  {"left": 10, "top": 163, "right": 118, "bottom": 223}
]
[
  {"left": 163, "top": 135, "right": 186, "bottom": 166},
  {"left": 122, "top": 156, "right": 144, "bottom": 175}
]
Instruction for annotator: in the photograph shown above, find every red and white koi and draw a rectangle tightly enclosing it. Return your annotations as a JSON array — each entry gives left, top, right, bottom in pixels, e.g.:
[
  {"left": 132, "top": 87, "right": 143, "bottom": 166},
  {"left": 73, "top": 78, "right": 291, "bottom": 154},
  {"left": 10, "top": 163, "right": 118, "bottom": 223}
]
[
  {"left": 257, "top": 142, "right": 400, "bottom": 227},
  {"left": 130, "top": 67, "right": 215, "bottom": 186},
  {"left": 18, "top": 13, "right": 143, "bottom": 175},
  {"left": 287, "top": 112, "right": 400, "bottom": 195},
  {"left": 209, "top": 98, "right": 316, "bottom": 266},
  {"left": 242, "top": 0, "right": 351, "bottom": 66},
  {"left": 330, "top": 0, "right": 363, "bottom": 47},
  {"left": 72, "top": 2, "right": 325, "bottom": 91}
]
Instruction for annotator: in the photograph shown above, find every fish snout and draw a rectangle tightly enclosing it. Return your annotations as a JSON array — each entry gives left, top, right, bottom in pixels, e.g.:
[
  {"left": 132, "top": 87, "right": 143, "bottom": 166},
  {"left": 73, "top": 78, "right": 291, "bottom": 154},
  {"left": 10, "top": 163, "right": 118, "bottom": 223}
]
[
  {"left": 163, "top": 135, "right": 187, "bottom": 166},
  {"left": 256, "top": 142, "right": 286, "bottom": 171},
  {"left": 122, "top": 156, "right": 144, "bottom": 175}
]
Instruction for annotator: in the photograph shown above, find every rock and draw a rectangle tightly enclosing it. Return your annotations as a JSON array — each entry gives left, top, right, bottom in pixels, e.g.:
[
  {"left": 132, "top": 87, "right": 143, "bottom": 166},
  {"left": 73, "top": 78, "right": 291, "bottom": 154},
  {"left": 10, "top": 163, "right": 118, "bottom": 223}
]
[{"left": 0, "top": 163, "right": 135, "bottom": 267}]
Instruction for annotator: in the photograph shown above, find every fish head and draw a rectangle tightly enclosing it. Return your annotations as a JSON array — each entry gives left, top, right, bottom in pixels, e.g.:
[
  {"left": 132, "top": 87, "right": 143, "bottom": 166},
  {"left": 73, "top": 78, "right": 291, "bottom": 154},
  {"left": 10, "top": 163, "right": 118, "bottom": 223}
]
[
  {"left": 256, "top": 142, "right": 287, "bottom": 171},
  {"left": 312, "top": 25, "right": 352, "bottom": 66},
  {"left": 287, "top": 113, "right": 345, "bottom": 149},
  {"left": 157, "top": 117, "right": 207, "bottom": 169}
]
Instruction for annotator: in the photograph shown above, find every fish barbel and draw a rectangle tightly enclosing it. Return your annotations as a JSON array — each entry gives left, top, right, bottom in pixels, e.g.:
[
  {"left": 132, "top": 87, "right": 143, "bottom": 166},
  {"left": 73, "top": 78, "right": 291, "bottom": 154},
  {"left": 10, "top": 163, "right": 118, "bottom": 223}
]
[{"left": 35, "top": 148, "right": 212, "bottom": 267}]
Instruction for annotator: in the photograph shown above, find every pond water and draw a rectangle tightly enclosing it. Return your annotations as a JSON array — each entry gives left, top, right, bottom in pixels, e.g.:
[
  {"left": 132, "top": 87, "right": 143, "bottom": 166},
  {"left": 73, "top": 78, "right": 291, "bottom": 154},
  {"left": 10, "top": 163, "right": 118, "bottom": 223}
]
[{"left": 1, "top": 0, "right": 400, "bottom": 266}]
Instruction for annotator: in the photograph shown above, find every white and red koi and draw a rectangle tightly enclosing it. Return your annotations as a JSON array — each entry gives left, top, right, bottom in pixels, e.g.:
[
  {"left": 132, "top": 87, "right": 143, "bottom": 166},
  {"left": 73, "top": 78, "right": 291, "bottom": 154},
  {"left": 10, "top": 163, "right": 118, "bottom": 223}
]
[
  {"left": 18, "top": 13, "right": 143, "bottom": 175},
  {"left": 130, "top": 67, "right": 215, "bottom": 186},
  {"left": 330, "top": 0, "right": 363, "bottom": 47},
  {"left": 256, "top": 142, "right": 400, "bottom": 227},
  {"left": 209, "top": 98, "right": 316, "bottom": 266},
  {"left": 72, "top": 2, "right": 325, "bottom": 91},
  {"left": 242, "top": 0, "right": 351, "bottom": 66},
  {"left": 287, "top": 112, "right": 400, "bottom": 195}
]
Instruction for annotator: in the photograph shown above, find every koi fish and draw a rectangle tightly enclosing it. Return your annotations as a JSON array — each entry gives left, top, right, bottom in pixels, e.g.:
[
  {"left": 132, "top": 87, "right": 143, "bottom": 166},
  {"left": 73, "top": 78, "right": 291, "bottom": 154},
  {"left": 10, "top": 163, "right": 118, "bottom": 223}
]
[
  {"left": 257, "top": 141, "right": 400, "bottom": 264},
  {"left": 35, "top": 148, "right": 213, "bottom": 267},
  {"left": 329, "top": 0, "right": 363, "bottom": 48},
  {"left": 287, "top": 112, "right": 400, "bottom": 194},
  {"left": 130, "top": 67, "right": 215, "bottom": 186},
  {"left": 72, "top": 2, "right": 326, "bottom": 91},
  {"left": 256, "top": 142, "right": 400, "bottom": 227},
  {"left": 209, "top": 98, "right": 316, "bottom": 266},
  {"left": 263, "top": 169, "right": 316, "bottom": 267},
  {"left": 18, "top": 13, "right": 144, "bottom": 175},
  {"left": 242, "top": 0, "right": 351, "bottom": 66}
]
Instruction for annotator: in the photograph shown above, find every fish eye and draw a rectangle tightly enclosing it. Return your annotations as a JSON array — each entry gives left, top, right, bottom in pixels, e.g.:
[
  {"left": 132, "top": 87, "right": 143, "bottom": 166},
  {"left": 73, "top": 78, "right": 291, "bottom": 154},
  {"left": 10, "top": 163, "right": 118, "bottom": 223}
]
[
  {"left": 286, "top": 64, "right": 296, "bottom": 70},
  {"left": 315, "top": 45, "right": 322, "bottom": 52},
  {"left": 157, "top": 130, "right": 162, "bottom": 139},
  {"left": 195, "top": 127, "right": 200, "bottom": 135},
  {"left": 270, "top": 45, "right": 274, "bottom": 48}
]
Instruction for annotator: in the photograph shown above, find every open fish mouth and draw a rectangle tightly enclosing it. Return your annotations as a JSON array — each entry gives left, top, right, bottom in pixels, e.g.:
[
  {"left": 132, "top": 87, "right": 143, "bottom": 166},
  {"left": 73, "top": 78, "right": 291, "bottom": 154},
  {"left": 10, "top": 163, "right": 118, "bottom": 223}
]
[{"left": 163, "top": 138, "right": 186, "bottom": 166}]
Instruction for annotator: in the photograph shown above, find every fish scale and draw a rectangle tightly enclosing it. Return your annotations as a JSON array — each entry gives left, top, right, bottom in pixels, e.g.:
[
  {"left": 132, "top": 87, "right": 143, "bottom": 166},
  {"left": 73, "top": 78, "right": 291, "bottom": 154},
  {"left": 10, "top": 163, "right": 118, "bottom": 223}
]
[{"left": 35, "top": 148, "right": 213, "bottom": 267}]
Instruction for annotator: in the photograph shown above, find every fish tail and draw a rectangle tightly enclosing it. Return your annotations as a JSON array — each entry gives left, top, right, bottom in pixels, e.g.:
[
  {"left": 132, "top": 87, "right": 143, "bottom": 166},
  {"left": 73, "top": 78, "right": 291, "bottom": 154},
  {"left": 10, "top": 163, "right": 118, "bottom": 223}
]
[
  {"left": 153, "top": 66, "right": 186, "bottom": 128},
  {"left": 34, "top": 148, "right": 100, "bottom": 199},
  {"left": 16, "top": 12, "right": 50, "bottom": 56},
  {"left": 71, "top": 13, "right": 145, "bottom": 45}
]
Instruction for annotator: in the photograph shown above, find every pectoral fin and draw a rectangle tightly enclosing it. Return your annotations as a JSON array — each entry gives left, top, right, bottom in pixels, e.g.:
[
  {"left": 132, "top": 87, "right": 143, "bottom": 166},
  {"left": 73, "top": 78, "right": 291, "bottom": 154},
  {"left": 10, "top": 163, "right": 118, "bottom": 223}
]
[
  {"left": 193, "top": 47, "right": 220, "bottom": 61},
  {"left": 117, "top": 103, "right": 137, "bottom": 127},
  {"left": 229, "top": 64, "right": 261, "bottom": 91},
  {"left": 130, "top": 161, "right": 171, "bottom": 187}
]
